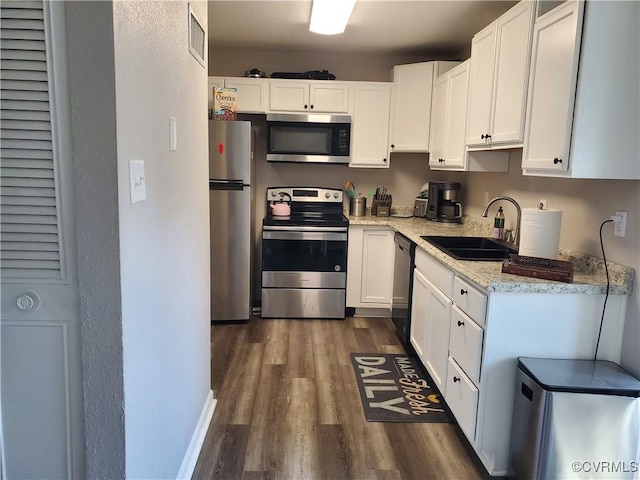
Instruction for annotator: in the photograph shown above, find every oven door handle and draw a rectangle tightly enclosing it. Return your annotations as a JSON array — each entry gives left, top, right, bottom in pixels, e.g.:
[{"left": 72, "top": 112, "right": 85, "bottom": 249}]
[
  {"left": 262, "top": 225, "right": 347, "bottom": 232},
  {"left": 262, "top": 231, "right": 348, "bottom": 242}
]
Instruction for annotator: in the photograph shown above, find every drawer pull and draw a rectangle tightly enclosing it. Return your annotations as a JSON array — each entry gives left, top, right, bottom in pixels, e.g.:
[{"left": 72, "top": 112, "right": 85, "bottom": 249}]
[
  {"left": 453, "top": 376, "right": 460, "bottom": 383},
  {"left": 460, "top": 289, "right": 468, "bottom": 295},
  {"left": 457, "top": 320, "right": 464, "bottom": 327}
]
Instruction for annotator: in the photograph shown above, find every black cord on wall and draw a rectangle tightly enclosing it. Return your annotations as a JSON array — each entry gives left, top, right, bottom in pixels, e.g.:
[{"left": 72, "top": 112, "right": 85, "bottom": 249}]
[{"left": 594, "top": 219, "right": 614, "bottom": 361}]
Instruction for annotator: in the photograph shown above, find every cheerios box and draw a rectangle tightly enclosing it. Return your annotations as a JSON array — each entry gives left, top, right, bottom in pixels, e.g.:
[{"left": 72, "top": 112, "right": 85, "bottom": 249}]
[{"left": 213, "top": 87, "right": 237, "bottom": 120}]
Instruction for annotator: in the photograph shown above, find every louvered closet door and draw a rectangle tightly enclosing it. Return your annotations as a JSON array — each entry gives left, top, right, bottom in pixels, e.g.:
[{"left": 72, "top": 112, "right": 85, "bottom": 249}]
[{"left": 1, "top": 2, "right": 85, "bottom": 478}]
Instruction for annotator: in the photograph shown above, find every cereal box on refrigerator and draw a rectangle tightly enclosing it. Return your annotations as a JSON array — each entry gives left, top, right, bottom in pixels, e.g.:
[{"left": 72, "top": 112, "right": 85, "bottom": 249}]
[{"left": 213, "top": 87, "right": 237, "bottom": 120}]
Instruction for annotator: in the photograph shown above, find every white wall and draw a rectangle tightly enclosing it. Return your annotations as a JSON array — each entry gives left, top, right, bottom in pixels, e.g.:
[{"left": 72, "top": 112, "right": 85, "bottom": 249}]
[
  {"left": 210, "top": 47, "right": 443, "bottom": 82},
  {"left": 112, "top": 1, "right": 211, "bottom": 478},
  {"left": 67, "top": 1, "right": 211, "bottom": 478},
  {"left": 65, "top": 3, "right": 125, "bottom": 478}
]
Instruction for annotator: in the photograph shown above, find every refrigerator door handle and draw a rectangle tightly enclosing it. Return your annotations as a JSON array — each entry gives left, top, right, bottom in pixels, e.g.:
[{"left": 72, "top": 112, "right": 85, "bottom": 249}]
[{"left": 209, "top": 179, "right": 245, "bottom": 190}]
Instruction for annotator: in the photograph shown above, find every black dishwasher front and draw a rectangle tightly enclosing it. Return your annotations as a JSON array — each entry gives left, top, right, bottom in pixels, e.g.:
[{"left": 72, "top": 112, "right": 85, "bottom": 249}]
[{"left": 391, "top": 232, "right": 416, "bottom": 352}]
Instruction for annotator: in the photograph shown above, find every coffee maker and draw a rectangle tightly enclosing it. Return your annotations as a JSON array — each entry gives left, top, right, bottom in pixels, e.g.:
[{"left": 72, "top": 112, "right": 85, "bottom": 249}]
[{"left": 426, "top": 181, "right": 462, "bottom": 223}]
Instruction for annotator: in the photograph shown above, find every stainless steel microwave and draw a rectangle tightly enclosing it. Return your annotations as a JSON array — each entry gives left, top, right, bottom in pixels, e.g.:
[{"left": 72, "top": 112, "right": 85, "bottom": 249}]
[{"left": 266, "top": 113, "right": 351, "bottom": 164}]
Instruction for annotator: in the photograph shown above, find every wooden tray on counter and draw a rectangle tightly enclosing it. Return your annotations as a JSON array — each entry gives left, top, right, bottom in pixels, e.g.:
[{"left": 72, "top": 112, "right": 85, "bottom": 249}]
[{"left": 502, "top": 254, "right": 574, "bottom": 283}]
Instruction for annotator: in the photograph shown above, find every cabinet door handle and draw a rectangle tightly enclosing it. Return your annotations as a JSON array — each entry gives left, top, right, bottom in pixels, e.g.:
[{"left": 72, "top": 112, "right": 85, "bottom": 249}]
[
  {"left": 390, "top": 144, "right": 395, "bottom": 149},
  {"left": 460, "top": 289, "right": 467, "bottom": 295},
  {"left": 383, "top": 158, "right": 387, "bottom": 163},
  {"left": 304, "top": 104, "right": 308, "bottom": 109},
  {"left": 553, "top": 157, "right": 562, "bottom": 164},
  {"left": 453, "top": 376, "right": 460, "bottom": 383},
  {"left": 310, "top": 104, "right": 314, "bottom": 109},
  {"left": 457, "top": 320, "right": 464, "bottom": 327},
  {"left": 439, "top": 158, "right": 445, "bottom": 163}
]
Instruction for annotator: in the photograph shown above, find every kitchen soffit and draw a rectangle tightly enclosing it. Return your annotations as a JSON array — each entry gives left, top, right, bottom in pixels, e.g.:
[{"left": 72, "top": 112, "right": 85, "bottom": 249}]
[{"left": 208, "top": 0, "right": 518, "bottom": 56}]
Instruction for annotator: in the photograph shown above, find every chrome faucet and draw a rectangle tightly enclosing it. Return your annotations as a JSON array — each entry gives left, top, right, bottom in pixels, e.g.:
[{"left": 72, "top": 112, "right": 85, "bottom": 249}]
[{"left": 481, "top": 196, "right": 522, "bottom": 248}]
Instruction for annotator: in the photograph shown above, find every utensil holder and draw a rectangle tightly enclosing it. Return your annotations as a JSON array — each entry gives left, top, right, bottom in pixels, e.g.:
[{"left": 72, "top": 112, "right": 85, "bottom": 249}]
[
  {"left": 349, "top": 197, "right": 366, "bottom": 217},
  {"left": 371, "top": 195, "right": 392, "bottom": 217}
]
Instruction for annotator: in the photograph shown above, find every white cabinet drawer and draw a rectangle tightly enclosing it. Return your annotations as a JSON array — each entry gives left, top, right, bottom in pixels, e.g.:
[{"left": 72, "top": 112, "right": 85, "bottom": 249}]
[
  {"left": 415, "top": 248, "right": 454, "bottom": 297},
  {"left": 453, "top": 276, "right": 486, "bottom": 325},
  {"left": 445, "top": 357, "right": 479, "bottom": 442},
  {"left": 449, "top": 306, "right": 483, "bottom": 386}
]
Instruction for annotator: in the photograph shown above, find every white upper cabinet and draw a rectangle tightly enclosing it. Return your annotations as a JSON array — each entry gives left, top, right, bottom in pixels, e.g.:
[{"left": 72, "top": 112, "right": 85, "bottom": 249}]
[
  {"left": 268, "top": 80, "right": 350, "bottom": 113},
  {"left": 429, "top": 61, "right": 509, "bottom": 172},
  {"left": 523, "top": 0, "right": 639, "bottom": 179},
  {"left": 429, "top": 61, "right": 470, "bottom": 170},
  {"left": 389, "top": 61, "right": 458, "bottom": 153},
  {"left": 466, "top": 1, "right": 535, "bottom": 148},
  {"left": 429, "top": 75, "right": 448, "bottom": 169},
  {"left": 207, "top": 76, "right": 268, "bottom": 113},
  {"left": 224, "top": 78, "right": 269, "bottom": 113},
  {"left": 466, "top": 26, "right": 496, "bottom": 147},
  {"left": 349, "top": 82, "right": 392, "bottom": 168},
  {"left": 309, "top": 82, "right": 350, "bottom": 112},
  {"left": 207, "top": 76, "right": 225, "bottom": 109}
]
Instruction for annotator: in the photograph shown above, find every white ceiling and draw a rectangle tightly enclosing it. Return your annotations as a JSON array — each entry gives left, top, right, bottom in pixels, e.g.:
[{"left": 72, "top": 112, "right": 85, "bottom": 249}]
[{"left": 208, "top": 0, "right": 518, "bottom": 57}]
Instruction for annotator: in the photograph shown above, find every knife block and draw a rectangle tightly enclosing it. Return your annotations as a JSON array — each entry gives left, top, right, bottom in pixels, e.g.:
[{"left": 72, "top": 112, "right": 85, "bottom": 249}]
[{"left": 371, "top": 195, "right": 392, "bottom": 217}]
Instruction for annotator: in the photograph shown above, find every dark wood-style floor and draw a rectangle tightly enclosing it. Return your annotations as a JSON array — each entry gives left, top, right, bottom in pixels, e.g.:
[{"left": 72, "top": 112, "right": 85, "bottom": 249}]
[{"left": 192, "top": 316, "right": 487, "bottom": 479}]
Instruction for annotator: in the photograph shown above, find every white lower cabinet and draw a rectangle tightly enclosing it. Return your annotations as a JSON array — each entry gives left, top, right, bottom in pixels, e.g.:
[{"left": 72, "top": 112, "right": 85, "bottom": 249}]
[
  {"left": 410, "top": 269, "right": 451, "bottom": 394},
  {"left": 449, "top": 306, "right": 483, "bottom": 385},
  {"left": 346, "top": 226, "right": 394, "bottom": 311},
  {"left": 411, "top": 250, "right": 455, "bottom": 394},
  {"left": 421, "top": 273, "right": 451, "bottom": 394},
  {"left": 409, "top": 270, "right": 429, "bottom": 359},
  {"left": 446, "top": 357, "right": 479, "bottom": 440},
  {"left": 410, "top": 246, "right": 628, "bottom": 476},
  {"left": 411, "top": 249, "right": 486, "bottom": 439}
]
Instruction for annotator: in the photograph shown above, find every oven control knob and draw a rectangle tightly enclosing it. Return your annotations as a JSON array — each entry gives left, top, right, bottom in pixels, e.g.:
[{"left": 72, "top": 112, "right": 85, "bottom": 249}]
[
  {"left": 271, "top": 191, "right": 277, "bottom": 198},
  {"left": 334, "top": 265, "right": 341, "bottom": 271},
  {"left": 333, "top": 192, "right": 339, "bottom": 199},
  {"left": 325, "top": 192, "right": 330, "bottom": 198}
]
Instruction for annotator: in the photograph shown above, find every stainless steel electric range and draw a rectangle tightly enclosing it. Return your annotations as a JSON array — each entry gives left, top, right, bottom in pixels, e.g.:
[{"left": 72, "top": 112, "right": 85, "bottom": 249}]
[{"left": 261, "top": 186, "right": 348, "bottom": 319}]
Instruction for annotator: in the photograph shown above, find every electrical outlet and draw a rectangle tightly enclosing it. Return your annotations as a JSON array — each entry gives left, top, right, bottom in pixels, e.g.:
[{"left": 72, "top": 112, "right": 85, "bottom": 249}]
[
  {"left": 538, "top": 199, "right": 548, "bottom": 209},
  {"left": 614, "top": 211, "right": 627, "bottom": 237}
]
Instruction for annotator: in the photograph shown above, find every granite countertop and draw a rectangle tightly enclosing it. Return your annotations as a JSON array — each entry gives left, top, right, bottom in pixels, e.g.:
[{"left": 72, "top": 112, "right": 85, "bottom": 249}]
[{"left": 347, "top": 212, "right": 634, "bottom": 295}]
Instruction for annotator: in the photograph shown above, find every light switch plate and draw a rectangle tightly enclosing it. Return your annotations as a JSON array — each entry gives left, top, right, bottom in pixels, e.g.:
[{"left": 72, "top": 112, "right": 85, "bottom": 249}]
[
  {"left": 129, "top": 160, "right": 146, "bottom": 203},
  {"left": 170, "top": 116, "right": 177, "bottom": 151}
]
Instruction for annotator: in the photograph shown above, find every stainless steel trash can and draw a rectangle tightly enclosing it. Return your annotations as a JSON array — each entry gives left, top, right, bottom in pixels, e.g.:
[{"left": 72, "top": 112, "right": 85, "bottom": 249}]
[{"left": 508, "top": 358, "right": 640, "bottom": 479}]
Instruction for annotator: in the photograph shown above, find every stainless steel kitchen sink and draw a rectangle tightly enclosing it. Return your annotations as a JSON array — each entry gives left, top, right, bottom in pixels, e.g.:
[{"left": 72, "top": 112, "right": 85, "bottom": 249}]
[{"left": 420, "top": 236, "right": 518, "bottom": 261}]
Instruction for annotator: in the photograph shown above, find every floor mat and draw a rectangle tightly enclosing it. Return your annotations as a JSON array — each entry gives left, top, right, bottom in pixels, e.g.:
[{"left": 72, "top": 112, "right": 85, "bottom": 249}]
[{"left": 350, "top": 353, "right": 452, "bottom": 423}]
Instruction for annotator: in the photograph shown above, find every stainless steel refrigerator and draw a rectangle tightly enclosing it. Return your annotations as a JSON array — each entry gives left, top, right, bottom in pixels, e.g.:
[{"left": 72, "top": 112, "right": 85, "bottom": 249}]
[{"left": 209, "top": 120, "right": 252, "bottom": 322}]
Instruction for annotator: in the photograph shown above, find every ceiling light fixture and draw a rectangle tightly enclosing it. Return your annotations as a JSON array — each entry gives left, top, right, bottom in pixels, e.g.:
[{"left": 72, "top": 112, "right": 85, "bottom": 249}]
[{"left": 309, "top": 0, "right": 357, "bottom": 35}]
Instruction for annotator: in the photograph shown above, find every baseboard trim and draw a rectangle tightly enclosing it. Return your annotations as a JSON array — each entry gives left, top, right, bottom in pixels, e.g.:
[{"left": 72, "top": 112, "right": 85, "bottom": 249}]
[
  {"left": 352, "top": 307, "right": 392, "bottom": 318},
  {"left": 176, "top": 389, "right": 216, "bottom": 480}
]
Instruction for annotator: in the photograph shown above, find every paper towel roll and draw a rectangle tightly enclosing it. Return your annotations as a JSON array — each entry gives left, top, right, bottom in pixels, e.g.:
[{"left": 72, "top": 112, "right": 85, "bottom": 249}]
[{"left": 518, "top": 208, "right": 562, "bottom": 259}]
